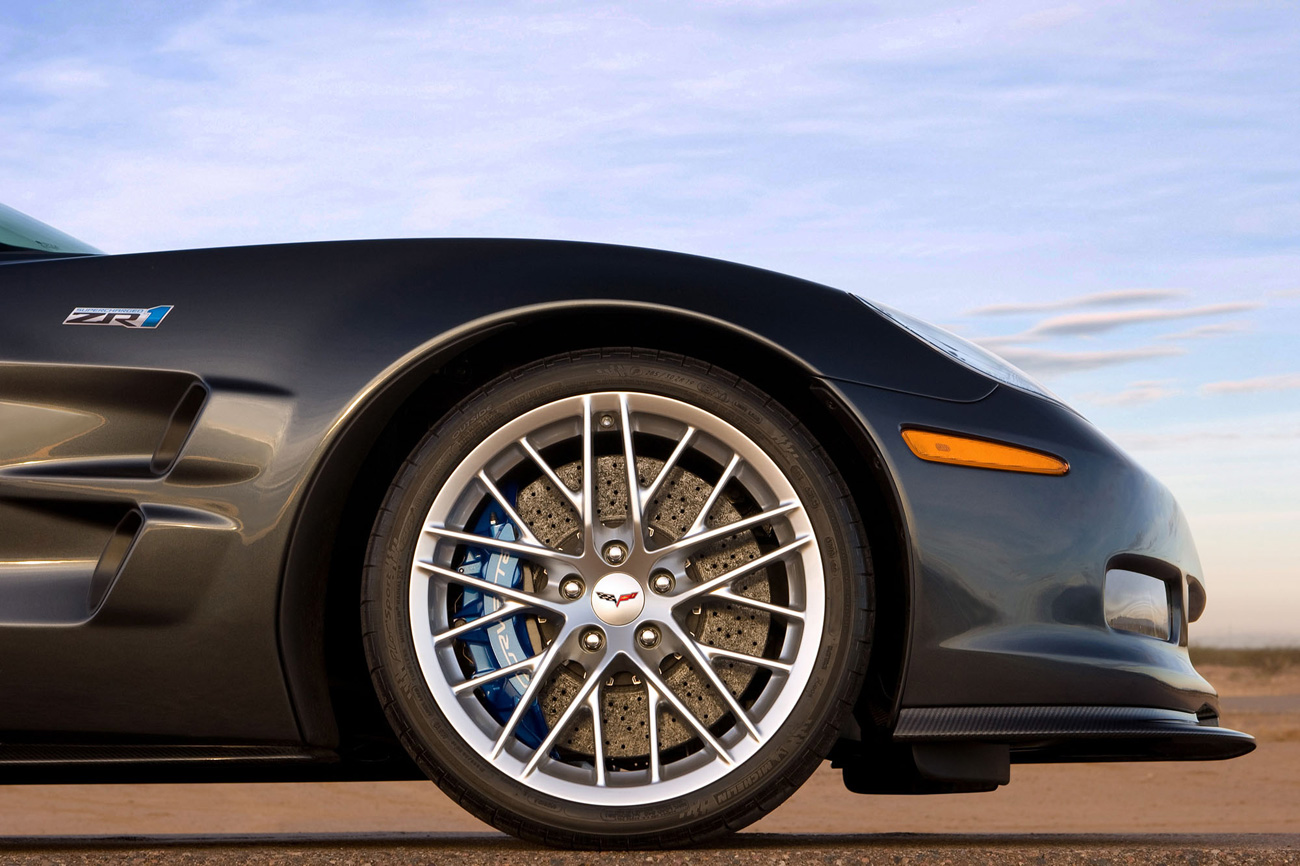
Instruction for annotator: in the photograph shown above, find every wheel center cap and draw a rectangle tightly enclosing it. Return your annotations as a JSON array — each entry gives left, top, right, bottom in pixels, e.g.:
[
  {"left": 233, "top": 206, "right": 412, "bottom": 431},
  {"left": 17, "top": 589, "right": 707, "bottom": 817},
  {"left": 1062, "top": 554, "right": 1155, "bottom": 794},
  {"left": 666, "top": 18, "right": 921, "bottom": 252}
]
[{"left": 590, "top": 573, "right": 644, "bottom": 626}]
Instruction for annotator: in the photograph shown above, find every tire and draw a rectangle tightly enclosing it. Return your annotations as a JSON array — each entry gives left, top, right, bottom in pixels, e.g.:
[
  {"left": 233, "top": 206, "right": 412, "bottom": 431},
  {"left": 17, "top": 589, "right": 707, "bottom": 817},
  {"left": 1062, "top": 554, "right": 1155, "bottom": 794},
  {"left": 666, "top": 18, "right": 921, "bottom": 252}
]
[{"left": 362, "top": 349, "right": 872, "bottom": 848}]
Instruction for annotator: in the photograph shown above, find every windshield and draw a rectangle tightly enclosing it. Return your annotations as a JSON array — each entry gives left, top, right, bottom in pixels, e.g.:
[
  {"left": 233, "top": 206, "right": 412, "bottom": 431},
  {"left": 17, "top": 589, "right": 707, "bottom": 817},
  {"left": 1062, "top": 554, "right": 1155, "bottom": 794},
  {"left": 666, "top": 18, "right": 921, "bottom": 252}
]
[{"left": 0, "top": 202, "right": 101, "bottom": 256}]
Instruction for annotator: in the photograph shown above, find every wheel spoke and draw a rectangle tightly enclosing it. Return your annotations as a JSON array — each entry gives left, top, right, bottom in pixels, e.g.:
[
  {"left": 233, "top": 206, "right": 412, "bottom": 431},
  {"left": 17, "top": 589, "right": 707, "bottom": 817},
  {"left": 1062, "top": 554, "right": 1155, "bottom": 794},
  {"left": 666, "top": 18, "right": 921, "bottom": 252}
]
[
  {"left": 700, "top": 645, "right": 793, "bottom": 673},
  {"left": 476, "top": 470, "right": 543, "bottom": 547},
  {"left": 580, "top": 396, "right": 596, "bottom": 550},
  {"left": 422, "top": 524, "right": 578, "bottom": 566},
  {"left": 710, "top": 587, "right": 805, "bottom": 621},
  {"left": 664, "top": 621, "right": 761, "bottom": 741},
  {"left": 685, "top": 453, "right": 741, "bottom": 536},
  {"left": 519, "top": 437, "right": 581, "bottom": 510},
  {"left": 415, "top": 560, "right": 565, "bottom": 615},
  {"left": 521, "top": 655, "right": 607, "bottom": 777},
  {"left": 492, "top": 638, "right": 568, "bottom": 759},
  {"left": 618, "top": 394, "right": 644, "bottom": 545},
  {"left": 646, "top": 683, "right": 663, "bottom": 783},
  {"left": 433, "top": 600, "right": 526, "bottom": 643},
  {"left": 642, "top": 425, "right": 696, "bottom": 506},
  {"left": 654, "top": 502, "right": 800, "bottom": 558},
  {"left": 674, "top": 536, "right": 813, "bottom": 605},
  {"left": 453, "top": 654, "right": 540, "bottom": 696},
  {"left": 635, "top": 658, "right": 733, "bottom": 765},
  {"left": 587, "top": 686, "right": 607, "bottom": 787}
]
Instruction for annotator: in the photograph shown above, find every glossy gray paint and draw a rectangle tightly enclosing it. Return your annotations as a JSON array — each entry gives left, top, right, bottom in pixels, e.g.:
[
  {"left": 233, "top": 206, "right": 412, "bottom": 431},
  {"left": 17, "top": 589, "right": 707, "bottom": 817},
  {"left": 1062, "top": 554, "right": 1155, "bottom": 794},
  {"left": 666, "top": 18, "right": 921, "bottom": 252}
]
[
  {"left": 834, "top": 381, "right": 1214, "bottom": 714},
  {"left": 0, "top": 239, "right": 1241, "bottom": 775}
]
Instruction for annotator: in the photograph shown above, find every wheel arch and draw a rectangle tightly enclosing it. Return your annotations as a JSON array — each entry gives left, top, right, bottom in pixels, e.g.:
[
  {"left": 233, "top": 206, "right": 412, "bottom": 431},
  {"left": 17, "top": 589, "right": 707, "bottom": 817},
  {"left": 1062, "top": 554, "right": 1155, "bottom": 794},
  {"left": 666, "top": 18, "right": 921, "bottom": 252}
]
[{"left": 278, "top": 300, "right": 912, "bottom": 758}]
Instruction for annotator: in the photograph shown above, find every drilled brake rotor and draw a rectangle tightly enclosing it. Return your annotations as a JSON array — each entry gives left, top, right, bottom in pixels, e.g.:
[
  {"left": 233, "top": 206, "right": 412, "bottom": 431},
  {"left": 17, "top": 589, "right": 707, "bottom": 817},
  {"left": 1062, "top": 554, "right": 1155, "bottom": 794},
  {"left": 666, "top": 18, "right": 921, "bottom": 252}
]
[{"left": 516, "top": 454, "right": 773, "bottom": 764}]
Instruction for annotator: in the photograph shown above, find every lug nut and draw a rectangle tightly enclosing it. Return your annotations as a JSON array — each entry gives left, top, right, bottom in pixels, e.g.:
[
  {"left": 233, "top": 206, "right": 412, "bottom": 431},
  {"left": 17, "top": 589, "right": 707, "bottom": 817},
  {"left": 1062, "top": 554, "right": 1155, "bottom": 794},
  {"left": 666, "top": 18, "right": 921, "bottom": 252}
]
[
  {"left": 581, "top": 628, "right": 605, "bottom": 652},
  {"left": 599, "top": 414, "right": 615, "bottom": 429},
  {"left": 651, "top": 572, "right": 675, "bottom": 594},
  {"left": 602, "top": 541, "right": 628, "bottom": 565},
  {"left": 637, "top": 626, "right": 661, "bottom": 649},
  {"left": 561, "top": 578, "right": 584, "bottom": 600}
]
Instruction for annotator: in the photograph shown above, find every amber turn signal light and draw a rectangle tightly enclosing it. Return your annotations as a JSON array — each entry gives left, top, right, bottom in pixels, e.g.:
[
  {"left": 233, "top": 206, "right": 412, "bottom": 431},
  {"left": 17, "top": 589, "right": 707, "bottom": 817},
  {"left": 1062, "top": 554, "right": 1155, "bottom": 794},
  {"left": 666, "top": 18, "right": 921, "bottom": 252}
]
[{"left": 901, "top": 428, "right": 1069, "bottom": 475}]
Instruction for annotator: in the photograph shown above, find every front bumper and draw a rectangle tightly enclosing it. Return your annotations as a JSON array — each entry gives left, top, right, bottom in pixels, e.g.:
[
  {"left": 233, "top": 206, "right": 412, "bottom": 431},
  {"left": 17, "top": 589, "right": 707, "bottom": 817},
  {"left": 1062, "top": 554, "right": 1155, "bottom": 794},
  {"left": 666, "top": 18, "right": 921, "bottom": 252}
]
[{"left": 833, "top": 378, "right": 1241, "bottom": 758}]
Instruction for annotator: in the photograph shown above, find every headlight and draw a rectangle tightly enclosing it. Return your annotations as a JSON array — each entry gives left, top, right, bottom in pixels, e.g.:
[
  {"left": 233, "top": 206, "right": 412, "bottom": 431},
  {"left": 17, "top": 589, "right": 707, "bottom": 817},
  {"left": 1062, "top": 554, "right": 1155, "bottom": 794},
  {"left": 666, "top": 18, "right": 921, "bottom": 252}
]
[{"left": 858, "top": 297, "right": 1061, "bottom": 403}]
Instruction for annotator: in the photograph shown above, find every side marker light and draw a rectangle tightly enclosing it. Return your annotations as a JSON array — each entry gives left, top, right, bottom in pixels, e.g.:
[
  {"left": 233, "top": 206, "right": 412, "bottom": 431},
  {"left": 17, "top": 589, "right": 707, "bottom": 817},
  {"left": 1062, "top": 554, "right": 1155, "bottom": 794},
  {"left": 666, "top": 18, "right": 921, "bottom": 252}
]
[{"left": 901, "top": 428, "right": 1069, "bottom": 475}]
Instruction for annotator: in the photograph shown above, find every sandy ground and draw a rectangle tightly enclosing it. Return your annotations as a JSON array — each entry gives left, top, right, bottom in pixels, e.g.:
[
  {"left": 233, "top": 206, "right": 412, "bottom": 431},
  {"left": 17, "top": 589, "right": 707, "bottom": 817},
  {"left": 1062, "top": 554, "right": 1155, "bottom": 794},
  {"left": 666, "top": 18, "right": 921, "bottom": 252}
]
[
  {"left": 0, "top": 662, "right": 1294, "bottom": 840},
  {"left": 0, "top": 834, "right": 1295, "bottom": 865},
  {"left": 1201, "top": 664, "right": 1300, "bottom": 699}
]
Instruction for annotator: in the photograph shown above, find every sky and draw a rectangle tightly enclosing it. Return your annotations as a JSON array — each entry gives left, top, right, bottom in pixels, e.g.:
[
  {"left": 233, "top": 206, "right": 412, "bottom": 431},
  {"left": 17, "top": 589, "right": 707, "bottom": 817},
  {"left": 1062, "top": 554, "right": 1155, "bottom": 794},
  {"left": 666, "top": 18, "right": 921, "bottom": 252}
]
[{"left": 2, "top": 1, "right": 1297, "bottom": 644}]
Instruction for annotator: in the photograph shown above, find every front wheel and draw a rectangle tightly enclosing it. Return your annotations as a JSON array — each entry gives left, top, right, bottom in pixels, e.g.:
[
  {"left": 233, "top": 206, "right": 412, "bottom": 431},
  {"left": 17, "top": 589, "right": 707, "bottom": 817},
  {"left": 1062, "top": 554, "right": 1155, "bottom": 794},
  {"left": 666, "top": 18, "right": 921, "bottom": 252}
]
[{"left": 362, "top": 350, "right": 872, "bottom": 848}]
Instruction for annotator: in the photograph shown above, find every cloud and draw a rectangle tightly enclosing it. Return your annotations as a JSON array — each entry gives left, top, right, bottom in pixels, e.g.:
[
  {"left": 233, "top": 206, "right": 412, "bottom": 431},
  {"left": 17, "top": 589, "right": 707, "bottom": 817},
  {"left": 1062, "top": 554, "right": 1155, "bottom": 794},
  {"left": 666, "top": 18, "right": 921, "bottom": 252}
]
[
  {"left": 10, "top": 59, "right": 112, "bottom": 94},
  {"left": 1201, "top": 373, "right": 1300, "bottom": 395},
  {"left": 1157, "top": 322, "right": 1249, "bottom": 341},
  {"left": 969, "top": 303, "right": 1256, "bottom": 356},
  {"left": 974, "top": 333, "right": 1044, "bottom": 348},
  {"left": 988, "top": 345, "right": 1184, "bottom": 376},
  {"left": 1118, "top": 428, "right": 1300, "bottom": 450},
  {"left": 3, "top": 0, "right": 1296, "bottom": 276},
  {"left": 1012, "top": 6, "right": 1086, "bottom": 32},
  {"left": 1082, "top": 380, "right": 1180, "bottom": 406},
  {"left": 1272, "top": 289, "right": 1300, "bottom": 299},
  {"left": 1024, "top": 302, "right": 1259, "bottom": 337},
  {"left": 965, "top": 289, "right": 1185, "bottom": 317}
]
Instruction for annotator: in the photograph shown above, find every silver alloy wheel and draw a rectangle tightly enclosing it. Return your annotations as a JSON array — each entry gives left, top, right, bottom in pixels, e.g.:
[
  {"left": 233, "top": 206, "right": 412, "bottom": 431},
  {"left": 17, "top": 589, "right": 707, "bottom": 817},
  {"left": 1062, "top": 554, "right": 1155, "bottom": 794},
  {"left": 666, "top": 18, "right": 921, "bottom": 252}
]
[{"left": 408, "top": 391, "right": 826, "bottom": 806}]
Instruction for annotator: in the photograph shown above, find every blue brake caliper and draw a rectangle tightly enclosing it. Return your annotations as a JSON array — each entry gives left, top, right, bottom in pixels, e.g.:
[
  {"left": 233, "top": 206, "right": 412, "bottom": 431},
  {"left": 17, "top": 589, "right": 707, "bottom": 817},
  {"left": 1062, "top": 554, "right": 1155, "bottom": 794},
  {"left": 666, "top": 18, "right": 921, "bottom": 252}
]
[{"left": 452, "top": 493, "right": 548, "bottom": 749}]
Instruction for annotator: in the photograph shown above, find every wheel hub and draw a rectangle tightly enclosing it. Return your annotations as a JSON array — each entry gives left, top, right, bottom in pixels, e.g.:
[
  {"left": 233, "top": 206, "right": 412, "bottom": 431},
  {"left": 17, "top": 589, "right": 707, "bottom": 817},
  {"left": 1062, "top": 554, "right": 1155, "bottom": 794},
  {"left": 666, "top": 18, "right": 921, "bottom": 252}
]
[{"left": 590, "top": 572, "right": 643, "bottom": 625}]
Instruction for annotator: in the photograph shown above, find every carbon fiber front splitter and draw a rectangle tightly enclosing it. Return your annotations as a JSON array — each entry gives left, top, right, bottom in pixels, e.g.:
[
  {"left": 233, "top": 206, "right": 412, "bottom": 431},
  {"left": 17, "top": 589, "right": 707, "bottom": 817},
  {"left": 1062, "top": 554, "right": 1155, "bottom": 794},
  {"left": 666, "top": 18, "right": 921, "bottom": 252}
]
[{"left": 894, "top": 705, "right": 1256, "bottom": 762}]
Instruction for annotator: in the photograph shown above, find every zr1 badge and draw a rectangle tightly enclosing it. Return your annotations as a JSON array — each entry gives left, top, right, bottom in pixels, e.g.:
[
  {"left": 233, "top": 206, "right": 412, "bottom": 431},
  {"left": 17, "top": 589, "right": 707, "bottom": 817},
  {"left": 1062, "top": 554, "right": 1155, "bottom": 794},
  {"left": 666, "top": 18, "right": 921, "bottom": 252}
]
[{"left": 64, "top": 306, "right": 173, "bottom": 328}]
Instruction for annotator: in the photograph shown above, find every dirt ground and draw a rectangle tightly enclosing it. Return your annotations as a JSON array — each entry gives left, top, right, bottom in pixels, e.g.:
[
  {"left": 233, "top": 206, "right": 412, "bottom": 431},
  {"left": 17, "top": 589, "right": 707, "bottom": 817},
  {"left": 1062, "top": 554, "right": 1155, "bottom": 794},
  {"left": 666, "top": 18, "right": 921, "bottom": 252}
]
[
  {"left": 0, "top": 835, "right": 1296, "bottom": 866},
  {"left": 0, "top": 662, "right": 1295, "bottom": 838}
]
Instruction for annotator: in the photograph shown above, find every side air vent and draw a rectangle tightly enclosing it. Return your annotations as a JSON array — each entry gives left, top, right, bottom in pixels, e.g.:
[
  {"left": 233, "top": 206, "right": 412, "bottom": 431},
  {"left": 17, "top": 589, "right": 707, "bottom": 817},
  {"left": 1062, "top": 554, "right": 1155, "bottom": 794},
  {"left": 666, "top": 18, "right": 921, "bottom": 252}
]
[
  {"left": 151, "top": 383, "right": 208, "bottom": 475},
  {"left": 0, "top": 363, "right": 204, "bottom": 477},
  {"left": 0, "top": 503, "right": 141, "bottom": 625},
  {"left": 87, "top": 510, "right": 145, "bottom": 615}
]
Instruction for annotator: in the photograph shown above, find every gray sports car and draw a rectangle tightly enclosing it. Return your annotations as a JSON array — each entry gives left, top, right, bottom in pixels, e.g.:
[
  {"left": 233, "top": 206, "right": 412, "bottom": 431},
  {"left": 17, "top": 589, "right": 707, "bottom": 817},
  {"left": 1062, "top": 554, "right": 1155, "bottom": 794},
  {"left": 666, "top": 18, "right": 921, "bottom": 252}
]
[{"left": 0, "top": 203, "right": 1252, "bottom": 848}]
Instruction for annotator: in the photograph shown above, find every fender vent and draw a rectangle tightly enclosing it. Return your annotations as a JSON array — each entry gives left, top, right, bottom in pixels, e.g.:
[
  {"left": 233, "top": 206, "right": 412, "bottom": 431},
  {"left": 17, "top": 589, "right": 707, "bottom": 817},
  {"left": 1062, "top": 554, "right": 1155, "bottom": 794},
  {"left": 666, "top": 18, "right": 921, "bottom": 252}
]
[
  {"left": 151, "top": 382, "right": 208, "bottom": 475},
  {"left": 87, "top": 510, "right": 145, "bottom": 615}
]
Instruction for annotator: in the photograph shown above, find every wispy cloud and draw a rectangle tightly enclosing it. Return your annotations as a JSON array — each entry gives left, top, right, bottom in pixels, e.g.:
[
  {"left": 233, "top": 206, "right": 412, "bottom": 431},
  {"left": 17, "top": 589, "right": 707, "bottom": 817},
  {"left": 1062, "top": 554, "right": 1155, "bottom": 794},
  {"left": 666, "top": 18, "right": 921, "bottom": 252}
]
[
  {"left": 1082, "top": 380, "right": 1180, "bottom": 406},
  {"left": 968, "top": 302, "right": 1258, "bottom": 362},
  {"left": 1024, "top": 303, "right": 1259, "bottom": 338},
  {"left": 1202, "top": 373, "right": 1300, "bottom": 395},
  {"left": 1119, "top": 428, "right": 1300, "bottom": 450},
  {"left": 990, "top": 345, "right": 1184, "bottom": 376},
  {"left": 975, "top": 333, "right": 1043, "bottom": 348},
  {"left": 10, "top": 59, "right": 112, "bottom": 94},
  {"left": 3, "top": 0, "right": 1297, "bottom": 278},
  {"left": 965, "top": 289, "right": 1184, "bottom": 317},
  {"left": 1157, "top": 322, "right": 1250, "bottom": 342}
]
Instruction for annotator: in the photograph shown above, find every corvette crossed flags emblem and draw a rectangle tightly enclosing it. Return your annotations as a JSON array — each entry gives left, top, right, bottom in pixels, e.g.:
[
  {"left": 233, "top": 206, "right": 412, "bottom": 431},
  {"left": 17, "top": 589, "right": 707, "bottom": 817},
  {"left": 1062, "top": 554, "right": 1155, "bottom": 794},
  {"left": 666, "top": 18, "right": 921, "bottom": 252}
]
[{"left": 595, "top": 590, "right": 639, "bottom": 607}]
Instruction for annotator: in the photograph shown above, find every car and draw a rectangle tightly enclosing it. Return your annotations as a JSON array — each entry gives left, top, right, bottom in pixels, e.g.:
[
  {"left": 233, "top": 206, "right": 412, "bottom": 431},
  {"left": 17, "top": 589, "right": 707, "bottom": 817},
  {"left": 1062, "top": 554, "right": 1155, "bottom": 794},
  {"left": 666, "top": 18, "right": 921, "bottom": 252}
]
[{"left": 0, "top": 202, "right": 1253, "bottom": 848}]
